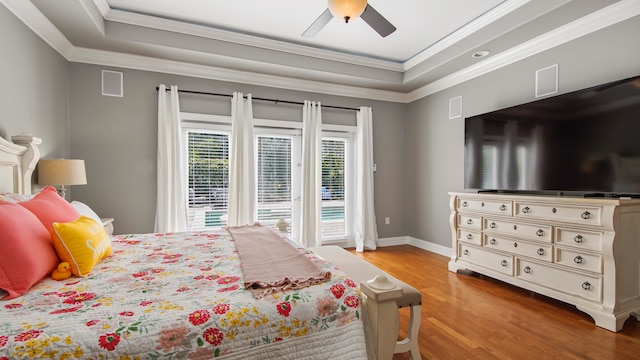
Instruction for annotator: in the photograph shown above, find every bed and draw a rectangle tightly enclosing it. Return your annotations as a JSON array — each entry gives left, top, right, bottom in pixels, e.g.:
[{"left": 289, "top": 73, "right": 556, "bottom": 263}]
[{"left": 0, "top": 134, "right": 409, "bottom": 360}]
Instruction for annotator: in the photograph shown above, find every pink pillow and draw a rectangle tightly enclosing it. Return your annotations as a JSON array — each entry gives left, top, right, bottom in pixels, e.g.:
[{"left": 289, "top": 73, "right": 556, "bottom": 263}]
[
  {"left": 19, "top": 186, "right": 80, "bottom": 231},
  {"left": 0, "top": 202, "right": 60, "bottom": 299}
]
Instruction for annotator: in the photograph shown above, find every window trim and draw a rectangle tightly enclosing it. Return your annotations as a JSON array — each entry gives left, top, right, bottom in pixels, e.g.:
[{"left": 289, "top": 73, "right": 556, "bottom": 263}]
[
  {"left": 184, "top": 128, "right": 231, "bottom": 231},
  {"left": 181, "top": 112, "right": 356, "bottom": 243},
  {"left": 320, "top": 131, "right": 355, "bottom": 243},
  {"left": 254, "top": 131, "right": 299, "bottom": 236},
  {"left": 181, "top": 112, "right": 356, "bottom": 133}
]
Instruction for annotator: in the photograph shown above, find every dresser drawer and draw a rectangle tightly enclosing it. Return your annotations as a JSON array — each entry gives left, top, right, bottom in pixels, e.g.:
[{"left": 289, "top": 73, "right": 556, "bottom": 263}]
[
  {"left": 457, "top": 197, "right": 512, "bottom": 215},
  {"left": 457, "top": 229, "right": 482, "bottom": 245},
  {"left": 484, "top": 218, "right": 552, "bottom": 243},
  {"left": 483, "top": 235, "right": 553, "bottom": 262},
  {"left": 459, "top": 244, "right": 513, "bottom": 275},
  {"left": 514, "top": 201, "right": 602, "bottom": 226},
  {"left": 517, "top": 259, "right": 602, "bottom": 303},
  {"left": 555, "top": 227, "right": 603, "bottom": 252},
  {"left": 457, "top": 214, "right": 482, "bottom": 230},
  {"left": 555, "top": 248, "right": 603, "bottom": 274}
]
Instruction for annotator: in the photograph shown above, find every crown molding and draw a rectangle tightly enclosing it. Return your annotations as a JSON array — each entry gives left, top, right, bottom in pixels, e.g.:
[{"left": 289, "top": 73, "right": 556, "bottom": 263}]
[
  {"left": 91, "top": 0, "right": 110, "bottom": 17},
  {"left": 3, "top": 0, "right": 637, "bottom": 105},
  {"left": 406, "top": 0, "right": 640, "bottom": 102},
  {"left": 1, "top": 0, "right": 75, "bottom": 59},
  {"left": 2, "top": 0, "right": 406, "bottom": 102},
  {"left": 106, "top": 8, "right": 404, "bottom": 72},
  {"left": 70, "top": 47, "right": 409, "bottom": 103},
  {"left": 403, "top": 0, "right": 531, "bottom": 70},
  {"left": 79, "top": 0, "right": 105, "bottom": 36}
]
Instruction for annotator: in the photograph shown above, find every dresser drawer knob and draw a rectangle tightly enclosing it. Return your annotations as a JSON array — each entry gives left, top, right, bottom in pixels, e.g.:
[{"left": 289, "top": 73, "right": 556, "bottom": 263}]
[
  {"left": 513, "top": 242, "right": 518, "bottom": 248},
  {"left": 552, "top": 207, "right": 557, "bottom": 214},
  {"left": 513, "top": 225, "right": 518, "bottom": 230},
  {"left": 536, "top": 229, "right": 544, "bottom": 237},
  {"left": 574, "top": 255, "right": 583, "bottom": 264},
  {"left": 490, "top": 238, "right": 497, "bottom": 245},
  {"left": 466, "top": 218, "right": 473, "bottom": 225},
  {"left": 463, "top": 249, "right": 470, "bottom": 256},
  {"left": 466, "top": 233, "right": 473, "bottom": 240},
  {"left": 501, "top": 260, "right": 508, "bottom": 267},
  {"left": 462, "top": 201, "right": 469, "bottom": 207},
  {"left": 524, "top": 266, "right": 532, "bottom": 274},
  {"left": 574, "top": 235, "right": 584, "bottom": 243},
  {"left": 500, "top": 204, "right": 507, "bottom": 211},
  {"left": 581, "top": 211, "right": 591, "bottom": 220},
  {"left": 537, "top": 248, "right": 545, "bottom": 256},
  {"left": 481, "top": 202, "right": 485, "bottom": 207},
  {"left": 582, "top": 281, "right": 591, "bottom": 290},
  {"left": 522, "top": 206, "right": 530, "bottom": 214},
  {"left": 490, "top": 222, "right": 497, "bottom": 229}
]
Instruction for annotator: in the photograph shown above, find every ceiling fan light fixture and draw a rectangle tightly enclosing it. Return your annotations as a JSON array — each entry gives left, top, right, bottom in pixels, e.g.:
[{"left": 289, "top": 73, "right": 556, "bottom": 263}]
[{"left": 328, "top": 0, "right": 368, "bottom": 23}]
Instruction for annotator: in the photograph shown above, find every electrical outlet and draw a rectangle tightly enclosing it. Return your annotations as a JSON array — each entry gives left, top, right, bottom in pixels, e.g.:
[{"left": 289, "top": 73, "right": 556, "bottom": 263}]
[{"left": 385, "top": 217, "right": 390, "bottom": 225}]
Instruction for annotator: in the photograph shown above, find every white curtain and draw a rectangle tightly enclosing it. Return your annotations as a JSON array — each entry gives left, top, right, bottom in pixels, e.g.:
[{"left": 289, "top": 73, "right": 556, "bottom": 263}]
[
  {"left": 155, "top": 84, "right": 188, "bottom": 233},
  {"left": 299, "top": 101, "right": 322, "bottom": 247},
  {"left": 227, "top": 92, "right": 256, "bottom": 226},
  {"left": 355, "top": 106, "right": 378, "bottom": 252}
]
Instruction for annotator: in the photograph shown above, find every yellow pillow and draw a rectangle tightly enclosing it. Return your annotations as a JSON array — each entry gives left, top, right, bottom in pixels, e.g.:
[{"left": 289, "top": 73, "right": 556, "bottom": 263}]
[{"left": 51, "top": 216, "right": 112, "bottom": 277}]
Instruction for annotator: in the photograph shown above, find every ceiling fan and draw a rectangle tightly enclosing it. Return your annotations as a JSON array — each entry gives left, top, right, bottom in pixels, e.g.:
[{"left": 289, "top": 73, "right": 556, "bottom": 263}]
[{"left": 302, "top": 0, "right": 396, "bottom": 38}]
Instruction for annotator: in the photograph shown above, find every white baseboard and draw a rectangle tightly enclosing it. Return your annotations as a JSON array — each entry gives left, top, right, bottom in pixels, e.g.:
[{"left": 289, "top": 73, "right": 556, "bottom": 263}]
[
  {"left": 407, "top": 237, "right": 452, "bottom": 257},
  {"left": 376, "top": 236, "right": 407, "bottom": 247},
  {"left": 378, "top": 236, "right": 452, "bottom": 258},
  {"left": 326, "top": 236, "right": 452, "bottom": 258}
]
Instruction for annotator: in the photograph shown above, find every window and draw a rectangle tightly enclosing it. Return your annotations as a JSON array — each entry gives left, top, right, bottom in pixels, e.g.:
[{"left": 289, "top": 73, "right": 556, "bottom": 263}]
[
  {"left": 182, "top": 114, "right": 355, "bottom": 243},
  {"left": 322, "top": 138, "right": 346, "bottom": 238},
  {"left": 256, "top": 135, "right": 294, "bottom": 231},
  {"left": 186, "top": 130, "right": 230, "bottom": 231}
]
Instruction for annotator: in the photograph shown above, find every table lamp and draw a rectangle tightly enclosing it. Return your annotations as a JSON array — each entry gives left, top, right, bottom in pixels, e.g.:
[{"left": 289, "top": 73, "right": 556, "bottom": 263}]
[{"left": 38, "top": 159, "right": 87, "bottom": 200}]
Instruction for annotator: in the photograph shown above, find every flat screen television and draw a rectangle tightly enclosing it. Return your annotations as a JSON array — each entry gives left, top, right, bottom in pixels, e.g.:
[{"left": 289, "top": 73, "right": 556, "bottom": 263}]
[{"left": 464, "top": 75, "right": 640, "bottom": 197}]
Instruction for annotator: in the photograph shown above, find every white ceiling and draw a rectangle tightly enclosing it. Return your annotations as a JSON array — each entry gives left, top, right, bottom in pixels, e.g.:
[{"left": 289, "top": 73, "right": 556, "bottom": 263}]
[
  {"left": 5, "top": 0, "right": 633, "bottom": 102},
  {"left": 106, "top": 0, "right": 506, "bottom": 63}
]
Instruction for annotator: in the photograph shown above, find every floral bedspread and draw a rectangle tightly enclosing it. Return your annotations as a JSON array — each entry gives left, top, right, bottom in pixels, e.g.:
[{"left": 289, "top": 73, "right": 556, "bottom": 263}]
[{"left": 0, "top": 230, "right": 367, "bottom": 359}]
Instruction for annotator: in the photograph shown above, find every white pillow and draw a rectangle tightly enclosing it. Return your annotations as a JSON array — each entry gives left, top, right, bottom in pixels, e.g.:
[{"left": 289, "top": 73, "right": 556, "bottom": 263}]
[
  {"left": 70, "top": 200, "right": 102, "bottom": 226},
  {"left": 0, "top": 192, "right": 34, "bottom": 203}
]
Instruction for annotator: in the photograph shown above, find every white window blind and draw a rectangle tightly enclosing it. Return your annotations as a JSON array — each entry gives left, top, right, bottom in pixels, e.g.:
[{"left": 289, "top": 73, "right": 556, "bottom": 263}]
[
  {"left": 182, "top": 113, "right": 355, "bottom": 243},
  {"left": 186, "top": 130, "right": 230, "bottom": 230},
  {"left": 321, "top": 138, "right": 346, "bottom": 238},
  {"left": 256, "top": 135, "right": 293, "bottom": 233}
]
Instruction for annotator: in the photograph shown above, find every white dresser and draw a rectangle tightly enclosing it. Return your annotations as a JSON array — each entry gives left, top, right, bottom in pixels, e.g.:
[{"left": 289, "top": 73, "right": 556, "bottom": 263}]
[{"left": 448, "top": 192, "right": 640, "bottom": 332}]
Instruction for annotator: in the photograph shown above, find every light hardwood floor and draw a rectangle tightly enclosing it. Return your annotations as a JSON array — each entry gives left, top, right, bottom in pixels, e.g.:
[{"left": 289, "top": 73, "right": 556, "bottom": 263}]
[{"left": 349, "top": 245, "right": 640, "bottom": 360}]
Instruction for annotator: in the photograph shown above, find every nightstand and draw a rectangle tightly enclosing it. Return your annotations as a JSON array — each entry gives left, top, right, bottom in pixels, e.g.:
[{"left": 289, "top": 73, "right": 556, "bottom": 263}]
[{"left": 101, "top": 218, "right": 114, "bottom": 236}]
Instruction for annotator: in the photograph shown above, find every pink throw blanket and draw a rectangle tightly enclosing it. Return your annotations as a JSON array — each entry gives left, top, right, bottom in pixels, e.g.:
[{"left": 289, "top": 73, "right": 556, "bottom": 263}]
[{"left": 227, "top": 224, "right": 331, "bottom": 298}]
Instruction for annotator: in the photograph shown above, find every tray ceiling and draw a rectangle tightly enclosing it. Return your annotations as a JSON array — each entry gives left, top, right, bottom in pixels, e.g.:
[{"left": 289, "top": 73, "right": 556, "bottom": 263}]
[{"left": 4, "top": 0, "right": 632, "bottom": 102}]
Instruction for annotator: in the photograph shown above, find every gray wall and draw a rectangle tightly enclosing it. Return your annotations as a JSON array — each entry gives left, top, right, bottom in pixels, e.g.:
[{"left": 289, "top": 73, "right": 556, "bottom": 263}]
[
  {"left": 1, "top": 0, "right": 407, "bottom": 237},
  {"left": 0, "top": 4, "right": 69, "bottom": 160},
  {"left": 68, "top": 64, "right": 407, "bottom": 235},
  {"left": 4, "top": 1, "right": 639, "bottom": 249},
  {"left": 406, "top": 16, "right": 640, "bottom": 248}
]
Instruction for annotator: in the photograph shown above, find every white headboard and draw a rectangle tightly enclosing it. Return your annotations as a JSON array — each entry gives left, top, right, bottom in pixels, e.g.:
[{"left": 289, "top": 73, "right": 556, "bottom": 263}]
[{"left": 0, "top": 135, "right": 41, "bottom": 195}]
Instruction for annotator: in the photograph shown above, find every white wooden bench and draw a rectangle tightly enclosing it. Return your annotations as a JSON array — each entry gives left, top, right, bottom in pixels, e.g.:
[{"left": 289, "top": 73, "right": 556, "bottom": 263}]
[{"left": 310, "top": 246, "right": 422, "bottom": 360}]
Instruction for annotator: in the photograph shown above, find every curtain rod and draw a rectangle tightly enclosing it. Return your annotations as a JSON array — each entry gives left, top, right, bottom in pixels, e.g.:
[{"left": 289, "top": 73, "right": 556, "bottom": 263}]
[{"left": 155, "top": 87, "right": 360, "bottom": 111}]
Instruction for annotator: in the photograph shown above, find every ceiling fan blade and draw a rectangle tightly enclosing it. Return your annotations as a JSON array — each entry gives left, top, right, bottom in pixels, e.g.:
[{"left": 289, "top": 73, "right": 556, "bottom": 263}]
[
  {"left": 302, "top": 9, "right": 333, "bottom": 38},
  {"left": 360, "top": 4, "right": 396, "bottom": 37}
]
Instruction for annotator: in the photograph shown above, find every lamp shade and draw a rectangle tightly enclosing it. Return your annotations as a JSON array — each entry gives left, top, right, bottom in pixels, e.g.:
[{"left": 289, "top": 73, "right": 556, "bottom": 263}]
[
  {"left": 38, "top": 159, "right": 87, "bottom": 186},
  {"left": 328, "top": 0, "right": 367, "bottom": 22}
]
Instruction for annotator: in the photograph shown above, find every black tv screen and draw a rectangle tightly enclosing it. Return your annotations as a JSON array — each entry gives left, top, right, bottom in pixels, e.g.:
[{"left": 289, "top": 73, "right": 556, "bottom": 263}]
[{"left": 464, "top": 75, "right": 640, "bottom": 196}]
